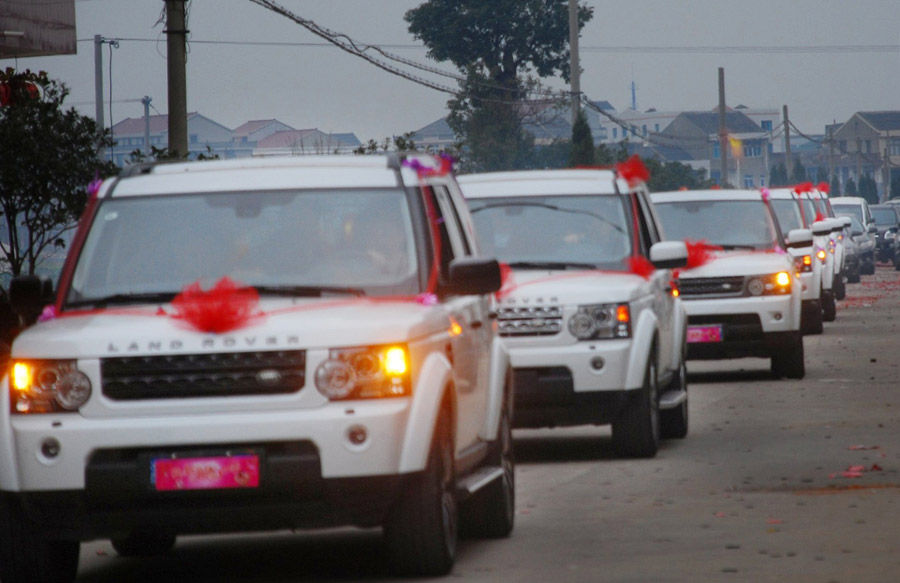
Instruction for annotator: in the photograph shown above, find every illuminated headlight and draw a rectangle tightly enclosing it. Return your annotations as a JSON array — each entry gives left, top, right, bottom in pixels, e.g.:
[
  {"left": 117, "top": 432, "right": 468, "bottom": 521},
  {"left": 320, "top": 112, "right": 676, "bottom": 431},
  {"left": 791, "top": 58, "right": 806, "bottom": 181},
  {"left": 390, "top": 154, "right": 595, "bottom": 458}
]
[
  {"left": 815, "top": 248, "right": 827, "bottom": 263},
  {"left": 315, "top": 345, "right": 410, "bottom": 400},
  {"left": 794, "top": 254, "right": 813, "bottom": 273},
  {"left": 10, "top": 360, "right": 92, "bottom": 414},
  {"left": 567, "top": 303, "right": 630, "bottom": 340},
  {"left": 746, "top": 272, "right": 792, "bottom": 296}
]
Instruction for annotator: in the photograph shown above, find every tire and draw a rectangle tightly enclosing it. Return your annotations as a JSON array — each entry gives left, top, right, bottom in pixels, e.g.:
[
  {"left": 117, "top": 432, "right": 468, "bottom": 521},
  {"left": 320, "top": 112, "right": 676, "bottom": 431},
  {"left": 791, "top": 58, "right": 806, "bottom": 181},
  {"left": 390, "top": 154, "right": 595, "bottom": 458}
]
[
  {"left": 384, "top": 403, "right": 458, "bottom": 577},
  {"left": 821, "top": 291, "right": 836, "bottom": 322},
  {"left": 848, "top": 268, "right": 861, "bottom": 283},
  {"left": 112, "top": 530, "right": 176, "bottom": 557},
  {"left": 833, "top": 274, "right": 846, "bottom": 301},
  {"left": 771, "top": 334, "right": 805, "bottom": 379},
  {"left": 801, "top": 300, "right": 823, "bottom": 335},
  {"left": 460, "top": 383, "right": 515, "bottom": 539},
  {"left": 0, "top": 494, "right": 80, "bottom": 583},
  {"left": 612, "top": 349, "right": 660, "bottom": 458},
  {"left": 660, "top": 360, "right": 688, "bottom": 439}
]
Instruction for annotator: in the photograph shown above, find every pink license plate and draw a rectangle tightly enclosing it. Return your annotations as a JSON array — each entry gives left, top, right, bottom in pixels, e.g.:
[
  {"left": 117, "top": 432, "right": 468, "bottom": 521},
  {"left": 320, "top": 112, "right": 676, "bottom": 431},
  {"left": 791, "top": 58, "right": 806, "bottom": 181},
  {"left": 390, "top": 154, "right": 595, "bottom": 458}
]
[
  {"left": 687, "top": 324, "right": 723, "bottom": 343},
  {"left": 152, "top": 454, "right": 260, "bottom": 491}
]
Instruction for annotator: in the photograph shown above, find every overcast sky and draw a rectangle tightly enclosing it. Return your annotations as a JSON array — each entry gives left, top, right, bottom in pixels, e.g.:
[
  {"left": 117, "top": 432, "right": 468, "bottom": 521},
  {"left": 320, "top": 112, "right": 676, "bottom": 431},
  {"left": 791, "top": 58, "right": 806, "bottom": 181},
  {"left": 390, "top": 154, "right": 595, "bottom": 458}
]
[{"left": 3, "top": 0, "right": 899, "bottom": 141}]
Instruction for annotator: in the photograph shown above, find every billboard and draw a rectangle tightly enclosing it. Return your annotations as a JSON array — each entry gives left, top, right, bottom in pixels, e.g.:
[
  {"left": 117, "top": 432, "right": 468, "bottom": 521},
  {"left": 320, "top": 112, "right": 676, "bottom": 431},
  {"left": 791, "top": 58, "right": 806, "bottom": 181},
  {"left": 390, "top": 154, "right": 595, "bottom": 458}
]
[{"left": 0, "top": 0, "right": 76, "bottom": 59}]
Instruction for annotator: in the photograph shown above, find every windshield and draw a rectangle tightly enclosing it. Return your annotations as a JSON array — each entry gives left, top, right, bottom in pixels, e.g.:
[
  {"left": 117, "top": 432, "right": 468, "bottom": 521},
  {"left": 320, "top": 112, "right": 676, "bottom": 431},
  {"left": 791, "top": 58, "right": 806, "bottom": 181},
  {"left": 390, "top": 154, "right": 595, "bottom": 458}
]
[
  {"left": 770, "top": 199, "right": 804, "bottom": 236},
  {"left": 67, "top": 188, "right": 421, "bottom": 306},
  {"left": 832, "top": 204, "right": 862, "bottom": 225},
  {"left": 467, "top": 195, "right": 632, "bottom": 270},
  {"left": 653, "top": 199, "right": 779, "bottom": 250},
  {"left": 871, "top": 207, "right": 898, "bottom": 226}
]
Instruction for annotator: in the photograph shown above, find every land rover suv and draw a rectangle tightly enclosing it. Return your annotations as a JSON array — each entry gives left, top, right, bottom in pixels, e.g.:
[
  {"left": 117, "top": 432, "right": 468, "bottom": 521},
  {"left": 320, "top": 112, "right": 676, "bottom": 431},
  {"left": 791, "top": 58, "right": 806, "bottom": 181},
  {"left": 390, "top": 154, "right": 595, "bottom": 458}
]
[
  {"left": 460, "top": 164, "right": 690, "bottom": 458},
  {"left": 0, "top": 154, "right": 513, "bottom": 580}
]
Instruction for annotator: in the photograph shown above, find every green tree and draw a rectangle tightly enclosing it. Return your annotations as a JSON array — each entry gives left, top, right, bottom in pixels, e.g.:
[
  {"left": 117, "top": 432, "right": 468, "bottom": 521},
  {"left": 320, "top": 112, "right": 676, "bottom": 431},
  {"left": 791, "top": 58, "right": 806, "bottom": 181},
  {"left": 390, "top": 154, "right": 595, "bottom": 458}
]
[
  {"left": 569, "top": 108, "right": 594, "bottom": 167},
  {"left": 406, "top": 0, "right": 593, "bottom": 171},
  {"left": 0, "top": 69, "right": 117, "bottom": 278},
  {"left": 858, "top": 175, "right": 878, "bottom": 203},
  {"left": 845, "top": 178, "right": 858, "bottom": 195},
  {"left": 790, "top": 158, "right": 807, "bottom": 183},
  {"left": 645, "top": 159, "right": 712, "bottom": 192},
  {"left": 830, "top": 175, "right": 842, "bottom": 196},
  {"left": 769, "top": 163, "right": 788, "bottom": 187}
]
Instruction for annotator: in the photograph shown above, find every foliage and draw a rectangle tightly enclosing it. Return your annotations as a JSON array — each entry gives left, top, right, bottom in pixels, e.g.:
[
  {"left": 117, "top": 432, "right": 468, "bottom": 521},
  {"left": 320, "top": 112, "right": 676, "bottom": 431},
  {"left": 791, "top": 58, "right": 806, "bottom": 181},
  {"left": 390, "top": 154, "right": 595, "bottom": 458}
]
[
  {"left": 858, "top": 175, "right": 878, "bottom": 204},
  {"left": 790, "top": 158, "right": 807, "bottom": 183},
  {"left": 126, "top": 144, "right": 219, "bottom": 165},
  {"left": 769, "top": 163, "right": 788, "bottom": 187},
  {"left": 830, "top": 174, "right": 842, "bottom": 196},
  {"left": 644, "top": 159, "right": 713, "bottom": 192},
  {"left": 406, "top": 0, "right": 593, "bottom": 171},
  {"left": 569, "top": 108, "right": 594, "bottom": 167},
  {"left": 844, "top": 178, "right": 857, "bottom": 195},
  {"left": 0, "top": 69, "right": 117, "bottom": 278}
]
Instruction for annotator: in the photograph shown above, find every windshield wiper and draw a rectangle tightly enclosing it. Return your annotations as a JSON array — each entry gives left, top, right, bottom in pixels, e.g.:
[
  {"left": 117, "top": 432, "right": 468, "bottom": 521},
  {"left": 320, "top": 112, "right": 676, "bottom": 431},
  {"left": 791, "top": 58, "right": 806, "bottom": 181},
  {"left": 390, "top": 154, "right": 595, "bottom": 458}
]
[
  {"left": 253, "top": 285, "right": 365, "bottom": 298},
  {"left": 507, "top": 261, "right": 599, "bottom": 270},
  {"left": 66, "top": 291, "right": 177, "bottom": 309},
  {"left": 718, "top": 244, "right": 759, "bottom": 250},
  {"left": 471, "top": 202, "right": 626, "bottom": 233}
]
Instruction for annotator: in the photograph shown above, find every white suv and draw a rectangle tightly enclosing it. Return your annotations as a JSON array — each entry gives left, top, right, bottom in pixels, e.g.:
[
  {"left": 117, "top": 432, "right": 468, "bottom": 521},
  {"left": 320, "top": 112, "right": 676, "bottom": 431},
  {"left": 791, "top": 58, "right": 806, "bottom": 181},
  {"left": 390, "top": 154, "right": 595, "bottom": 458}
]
[
  {"left": 651, "top": 189, "right": 806, "bottom": 379},
  {"left": 459, "top": 166, "right": 689, "bottom": 458},
  {"left": 0, "top": 154, "right": 513, "bottom": 580}
]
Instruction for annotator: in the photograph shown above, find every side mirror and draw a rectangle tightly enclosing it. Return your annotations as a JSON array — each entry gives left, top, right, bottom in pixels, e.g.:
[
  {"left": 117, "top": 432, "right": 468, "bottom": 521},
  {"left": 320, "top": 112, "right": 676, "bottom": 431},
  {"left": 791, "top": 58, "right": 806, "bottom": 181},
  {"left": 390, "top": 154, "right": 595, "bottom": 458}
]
[
  {"left": 868, "top": 224, "right": 878, "bottom": 234},
  {"left": 811, "top": 220, "right": 831, "bottom": 237},
  {"left": 446, "top": 257, "right": 502, "bottom": 295},
  {"left": 838, "top": 216, "right": 852, "bottom": 228},
  {"left": 9, "top": 275, "right": 53, "bottom": 326},
  {"left": 649, "top": 240, "right": 689, "bottom": 269},
  {"left": 786, "top": 228, "right": 813, "bottom": 249}
]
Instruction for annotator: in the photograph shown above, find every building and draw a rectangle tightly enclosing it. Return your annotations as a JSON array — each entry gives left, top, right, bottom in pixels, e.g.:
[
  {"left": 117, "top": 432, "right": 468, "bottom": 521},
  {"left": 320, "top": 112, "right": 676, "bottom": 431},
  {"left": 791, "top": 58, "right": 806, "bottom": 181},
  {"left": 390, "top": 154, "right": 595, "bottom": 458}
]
[
  {"left": 108, "top": 112, "right": 235, "bottom": 165},
  {"left": 827, "top": 111, "right": 900, "bottom": 200}
]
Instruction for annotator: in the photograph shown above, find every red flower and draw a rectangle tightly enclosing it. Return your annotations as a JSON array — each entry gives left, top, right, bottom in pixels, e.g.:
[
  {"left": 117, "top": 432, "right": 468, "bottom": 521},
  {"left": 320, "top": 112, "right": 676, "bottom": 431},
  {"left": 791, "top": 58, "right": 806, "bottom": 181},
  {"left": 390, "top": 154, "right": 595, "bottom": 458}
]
[
  {"left": 615, "top": 155, "right": 650, "bottom": 187},
  {"left": 685, "top": 239, "right": 721, "bottom": 269},
  {"left": 628, "top": 255, "right": 654, "bottom": 279},
  {"left": 171, "top": 277, "right": 263, "bottom": 333},
  {"left": 816, "top": 181, "right": 830, "bottom": 194},
  {"left": 793, "top": 182, "right": 814, "bottom": 194}
]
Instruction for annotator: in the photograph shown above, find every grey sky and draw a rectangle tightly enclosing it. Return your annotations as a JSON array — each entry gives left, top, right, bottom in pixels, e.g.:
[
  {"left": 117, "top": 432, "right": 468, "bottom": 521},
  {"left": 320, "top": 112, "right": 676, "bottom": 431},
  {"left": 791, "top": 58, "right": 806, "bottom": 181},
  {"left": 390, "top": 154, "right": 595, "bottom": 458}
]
[{"left": 3, "top": 0, "right": 899, "bottom": 141}]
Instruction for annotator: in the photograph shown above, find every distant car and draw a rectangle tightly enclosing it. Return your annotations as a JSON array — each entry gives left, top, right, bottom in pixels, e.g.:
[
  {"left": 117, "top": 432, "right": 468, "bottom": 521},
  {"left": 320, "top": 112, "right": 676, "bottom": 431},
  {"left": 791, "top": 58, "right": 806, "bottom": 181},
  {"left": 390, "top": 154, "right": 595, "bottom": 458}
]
[
  {"left": 832, "top": 197, "right": 877, "bottom": 275},
  {"left": 651, "top": 189, "right": 806, "bottom": 379},
  {"left": 840, "top": 218, "right": 862, "bottom": 283},
  {"left": 869, "top": 204, "right": 900, "bottom": 263},
  {"left": 840, "top": 214, "right": 877, "bottom": 280}
]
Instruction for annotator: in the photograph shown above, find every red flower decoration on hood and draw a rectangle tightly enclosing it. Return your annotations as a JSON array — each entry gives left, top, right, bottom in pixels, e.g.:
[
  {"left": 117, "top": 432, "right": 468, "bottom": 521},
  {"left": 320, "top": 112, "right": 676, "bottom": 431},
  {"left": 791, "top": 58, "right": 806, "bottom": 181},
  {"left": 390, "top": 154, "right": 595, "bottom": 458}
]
[
  {"left": 615, "top": 155, "right": 650, "bottom": 187},
  {"left": 171, "top": 277, "right": 263, "bottom": 333},
  {"left": 685, "top": 239, "right": 721, "bottom": 269},
  {"left": 628, "top": 255, "right": 655, "bottom": 279}
]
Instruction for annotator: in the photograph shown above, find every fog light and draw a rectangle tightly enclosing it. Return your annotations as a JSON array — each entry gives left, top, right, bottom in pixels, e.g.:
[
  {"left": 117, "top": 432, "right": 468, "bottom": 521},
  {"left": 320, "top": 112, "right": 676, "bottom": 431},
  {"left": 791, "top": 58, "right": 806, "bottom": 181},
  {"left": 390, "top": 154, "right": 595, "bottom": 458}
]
[
  {"left": 40, "top": 438, "right": 60, "bottom": 459},
  {"left": 773, "top": 312, "right": 783, "bottom": 321},
  {"left": 347, "top": 425, "right": 368, "bottom": 446},
  {"left": 590, "top": 356, "right": 605, "bottom": 370}
]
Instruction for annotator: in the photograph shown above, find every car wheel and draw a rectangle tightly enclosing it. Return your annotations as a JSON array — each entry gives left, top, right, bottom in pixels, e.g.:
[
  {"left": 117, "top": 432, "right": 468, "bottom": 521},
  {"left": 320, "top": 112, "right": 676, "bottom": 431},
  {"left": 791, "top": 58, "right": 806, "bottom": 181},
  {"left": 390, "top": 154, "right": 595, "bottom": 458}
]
[
  {"left": 833, "top": 274, "right": 846, "bottom": 301},
  {"left": 660, "top": 360, "right": 688, "bottom": 439},
  {"left": 771, "top": 334, "right": 805, "bottom": 379},
  {"left": 111, "top": 530, "right": 176, "bottom": 557},
  {"left": 801, "top": 300, "right": 824, "bottom": 334},
  {"left": 848, "top": 268, "right": 861, "bottom": 283},
  {"left": 461, "top": 380, "right": 515, "bottom": 539},
  {"left": 384, "top": 401, "right": 458, "bottom": 577},
  {"left": 612, "top": 349, "right": 660, "bottom": 458},
  {"left": 0, "top": 493, "right": 80, "bottom": 583},
  {"left": 821, "top": 291, "right": 836, "bottom": 322}
]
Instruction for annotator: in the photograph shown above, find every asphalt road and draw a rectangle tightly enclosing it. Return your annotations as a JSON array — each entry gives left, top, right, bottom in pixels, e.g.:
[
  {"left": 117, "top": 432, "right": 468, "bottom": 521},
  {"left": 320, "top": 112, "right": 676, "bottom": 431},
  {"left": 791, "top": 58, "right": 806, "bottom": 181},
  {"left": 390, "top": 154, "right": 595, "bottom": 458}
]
[{"left": 76, "top": 266, "right": 900, "bottom": 583}]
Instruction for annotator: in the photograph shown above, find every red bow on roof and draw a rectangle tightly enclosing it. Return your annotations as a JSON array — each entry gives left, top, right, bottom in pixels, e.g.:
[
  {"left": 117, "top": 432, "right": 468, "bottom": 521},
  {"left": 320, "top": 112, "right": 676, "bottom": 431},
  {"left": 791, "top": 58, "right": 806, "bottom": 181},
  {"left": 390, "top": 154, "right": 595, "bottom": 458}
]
[
  {"left": 793, "top": 182, "right": 814, "bottom": 194},
  {"left": 615, "top": 155, "right": 650, "bottom": 187},
  {"left": 816, "top": 181, "right": 830, "bottom": 194}
]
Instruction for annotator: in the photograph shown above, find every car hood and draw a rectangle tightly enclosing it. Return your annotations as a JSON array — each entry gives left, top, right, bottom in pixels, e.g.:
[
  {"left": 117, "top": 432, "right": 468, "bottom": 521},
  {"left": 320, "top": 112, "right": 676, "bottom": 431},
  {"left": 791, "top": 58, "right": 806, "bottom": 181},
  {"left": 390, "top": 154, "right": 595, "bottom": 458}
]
[
  {"left": 677, "top": 250, "right": 792, "bottom": 279},
  {"left": 497, "top": 268, "right": 651, "bottom": 305},
  {"left": 12, "top": 296, "right": 448, "bottom": 359}
]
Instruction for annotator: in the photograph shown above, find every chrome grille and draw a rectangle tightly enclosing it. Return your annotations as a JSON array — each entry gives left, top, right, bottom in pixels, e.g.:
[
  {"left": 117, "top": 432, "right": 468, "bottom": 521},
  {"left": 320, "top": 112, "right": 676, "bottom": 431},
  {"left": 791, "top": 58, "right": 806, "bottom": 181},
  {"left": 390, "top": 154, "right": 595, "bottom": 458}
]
[
  {"left": 677, "top": 276, "right": 746, "bottom": 298},
  {"left": 101, "top": 350, "right": 306, "bottom": 400},
  {"left": 498, "top": 305, "right": 563, "bottom": 336}
]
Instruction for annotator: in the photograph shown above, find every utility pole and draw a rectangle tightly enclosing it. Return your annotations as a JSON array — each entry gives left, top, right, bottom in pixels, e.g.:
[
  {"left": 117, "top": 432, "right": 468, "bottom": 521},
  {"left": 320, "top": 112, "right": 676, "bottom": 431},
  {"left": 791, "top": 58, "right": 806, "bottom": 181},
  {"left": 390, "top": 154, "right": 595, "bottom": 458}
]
[
  {"left": 93, "top": 34, "right": 104, "bottom": 131},
  {"left": 568, "top": 0, "right": 581, "bottom": 127},
  {"left": 783, "top": 105, "right": 792, "bottom": 181},
  {"left": 142, "top": 96, "right": 152, "bottom": 155},
  {"left": 827, "top": 126, "right": 835, "bottom": 187},
  {"left": 164, "top": 0, "right": 188, "bottom": 157},
  {"left": 717, "top": 67, "right": 728, "bottom": 187}
]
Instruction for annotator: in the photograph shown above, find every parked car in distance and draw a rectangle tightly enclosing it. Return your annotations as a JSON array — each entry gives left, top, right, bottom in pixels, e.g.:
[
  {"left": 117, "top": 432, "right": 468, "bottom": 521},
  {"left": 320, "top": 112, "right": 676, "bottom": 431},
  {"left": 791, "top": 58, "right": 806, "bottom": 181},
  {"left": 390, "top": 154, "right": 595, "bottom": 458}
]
[
  {"left": 651, "top": 189, "right": 806, "bottom": 379},
  {"left": 869, "top": 204, "right": 900, "bottom": 263},
  {"left": 840, "top": 213, "right": 879, "bottom": 278},
  {"left": 0, "top": 154, "right": 514, "bottom": 581},
  {"left": 460, "top": 165, "right": 690, "bottom": 458}
]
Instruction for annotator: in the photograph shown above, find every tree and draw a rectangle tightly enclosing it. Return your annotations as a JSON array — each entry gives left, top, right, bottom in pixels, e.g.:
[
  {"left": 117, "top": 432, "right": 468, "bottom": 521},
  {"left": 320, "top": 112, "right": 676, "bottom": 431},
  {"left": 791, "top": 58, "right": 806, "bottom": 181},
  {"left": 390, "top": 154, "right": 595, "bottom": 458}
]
[
  {"left": 644, "top": 159, "right": 712, "bottom": 192},
  {"left": 858, "top": 175, "right": 878, "bottom": 203},
  {"left": 769, "top": 163, "right": 788, "bottom": 187},
  {"left": 845, "top": 178, "right": 858, "bottom": 195},
  {"left": 406, "top": 0, "right": 593, "bottom": 171},
  {"left": 0, "top": 69, "right": 117, "bottom": 278},
  {"left": 569, "top": 108, "right": 594, "bottom": 167},
  {"left": 790, "top": 158, "right": 807, "bottom": 183},
  {"left": 830, "top": 174, "right": 842, "bottom": 196}
]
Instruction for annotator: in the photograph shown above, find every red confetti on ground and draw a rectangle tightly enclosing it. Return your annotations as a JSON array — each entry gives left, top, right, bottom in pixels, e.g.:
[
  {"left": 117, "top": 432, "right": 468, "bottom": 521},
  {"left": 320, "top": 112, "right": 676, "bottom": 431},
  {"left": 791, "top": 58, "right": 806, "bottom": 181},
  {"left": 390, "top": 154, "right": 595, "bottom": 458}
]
[{"left": 848, "top": 445, "right": 880, "bottom": 450}]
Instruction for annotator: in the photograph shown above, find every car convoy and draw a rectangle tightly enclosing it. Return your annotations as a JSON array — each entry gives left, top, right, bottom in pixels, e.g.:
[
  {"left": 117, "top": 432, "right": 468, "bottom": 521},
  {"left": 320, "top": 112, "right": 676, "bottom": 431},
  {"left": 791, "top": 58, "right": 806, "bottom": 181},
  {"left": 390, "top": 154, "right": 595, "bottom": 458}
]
[{"left": 0, "top": 154, "right": 882, "bottom": 581}]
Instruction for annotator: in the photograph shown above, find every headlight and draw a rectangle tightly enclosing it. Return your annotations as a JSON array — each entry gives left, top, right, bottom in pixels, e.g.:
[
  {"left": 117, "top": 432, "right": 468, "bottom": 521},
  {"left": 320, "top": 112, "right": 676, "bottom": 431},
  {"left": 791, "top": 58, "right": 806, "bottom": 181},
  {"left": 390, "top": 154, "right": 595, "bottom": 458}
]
[
  {"left": 568, "top": 303, "right": 631, "bottom": 340},
  {"left": 315, "top": 344, "right": 410, "bottom": 400},
  {"left": 794, "top": 254, "right": 813, "bottom": 273},
  {"left": 746, "top": 272, "right": 792, "bottom": 296},
  {"left": 815, "top": 248, "right": 827, "bottom": 263},
  {"left": 9, "top": 360, "right": 92, "bottom": 414}
]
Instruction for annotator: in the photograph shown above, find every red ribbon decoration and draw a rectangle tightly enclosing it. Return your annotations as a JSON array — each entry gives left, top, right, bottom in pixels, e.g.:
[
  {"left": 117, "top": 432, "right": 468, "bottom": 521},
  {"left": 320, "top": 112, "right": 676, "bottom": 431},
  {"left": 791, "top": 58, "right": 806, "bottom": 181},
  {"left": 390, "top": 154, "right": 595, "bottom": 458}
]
[
  {"left": 615, "top": 155, "right": 650, "bottom": 187},
  {"left": 628, "top": 256, "right": 655, "bottom": 279},
  {"left": 816, "top": 181, "right": 830, "bottom": 194},
  {"left": 793, "top": 182, "right": 814, "bottom": 194},
  {"left": 170, "top": 277, "right": 263, "bottom": 334},
  {"left": 685, "top": 239, "right": 721, "bottom": 269}
]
